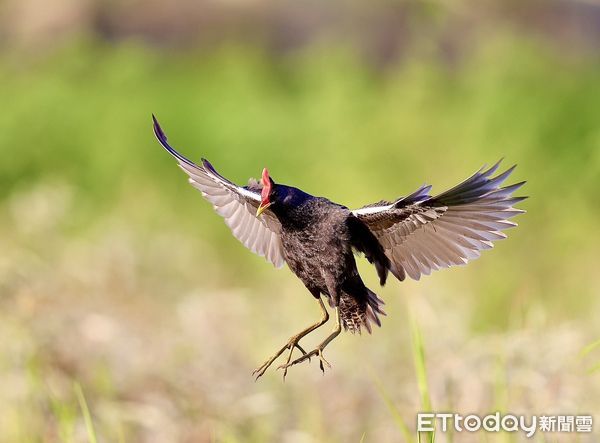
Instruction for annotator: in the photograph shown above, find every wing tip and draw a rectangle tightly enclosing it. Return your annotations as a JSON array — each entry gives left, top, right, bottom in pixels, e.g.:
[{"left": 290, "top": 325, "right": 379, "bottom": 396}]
[
  {"left": 505, "top": 181, "right": 527, "bottom": 193},
  {"left": 201, "top": 158, "right": 216, "bottom": 173},
  {"left": 152, "top": 115, "right": 204, "bottom": 171},
  {"left": 503, "top": 163, "right": 517, "bottom": 176},
  {"left": 484, "top": 158, "right": 504, "bottom": 176},
  {"left": 152, "top": 114, "right": 167, "bottom": 143}
]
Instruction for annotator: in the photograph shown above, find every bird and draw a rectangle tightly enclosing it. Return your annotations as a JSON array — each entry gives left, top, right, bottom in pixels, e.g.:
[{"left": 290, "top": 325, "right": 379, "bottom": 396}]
[{"left": 152, "top": 115, "right": 526, "bottom": 380}]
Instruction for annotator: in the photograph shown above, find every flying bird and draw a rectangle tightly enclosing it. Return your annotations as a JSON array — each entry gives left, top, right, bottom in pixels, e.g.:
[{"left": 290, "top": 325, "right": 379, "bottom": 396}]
[{"left": 152, "top": 115, "right": 526, "bottom": 379}]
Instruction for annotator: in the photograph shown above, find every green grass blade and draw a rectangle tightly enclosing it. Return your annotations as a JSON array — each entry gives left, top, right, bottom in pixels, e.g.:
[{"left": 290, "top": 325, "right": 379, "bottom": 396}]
[
  {"left": 410, "top": 316, "right": 431, "bottom": 413},
  {"left": 587, "top": 361, "right": 600, "bottom": 374},
  {"left": 74, "top": 382, "right": 98, "bottom": 443},
  {"left": 369, "top": 368, "right": 415, "bottom": 443},
  {"left": 580, "top": 338, "right": 600, "bottom": 358},
  {"left": 47, "top": 386, "right": 77, "bottom": 443},
  {"left": 580, "top": 338, "right": 600, "bottom": 374},
  {"left": 410, "top": 315, "right": 434, "bottom": 443}
]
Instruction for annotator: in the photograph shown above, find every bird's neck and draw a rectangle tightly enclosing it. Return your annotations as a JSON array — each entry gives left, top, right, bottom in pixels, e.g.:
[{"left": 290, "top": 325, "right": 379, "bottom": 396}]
[{"left": 271, "top": 200, "right": 316, "bottom": 231}]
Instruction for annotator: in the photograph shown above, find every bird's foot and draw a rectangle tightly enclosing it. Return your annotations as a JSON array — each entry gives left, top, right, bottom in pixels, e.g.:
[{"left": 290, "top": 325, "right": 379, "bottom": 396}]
[
  {"left": 252, "top": 337, "right": 308, "bottom": 381},
  {"left": 280, "top": 341, "right": 311, "bottom": 381},
  {"left": 277, "top": 347, "right": 331, "bottom": 375}
]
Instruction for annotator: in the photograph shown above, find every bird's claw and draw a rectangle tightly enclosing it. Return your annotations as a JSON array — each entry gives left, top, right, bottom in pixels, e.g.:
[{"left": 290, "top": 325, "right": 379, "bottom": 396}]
[
  {"left": 277, "top": 347, "right": 330, "bottom": 375},
  {"left": 318, "top": 351, "right": 331, "bottom": 373},
  {"left": 252, "top": 363, "right": 270, "bottom": 381},
  {"left": 252, "top": 338, "right": 308, "bottom": 381},
  {"left": 281, "top": 342, "right": 311, "bottom": 381}
]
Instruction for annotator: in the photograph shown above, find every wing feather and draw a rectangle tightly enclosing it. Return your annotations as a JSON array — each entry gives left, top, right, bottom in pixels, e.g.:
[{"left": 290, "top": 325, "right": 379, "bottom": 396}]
[
  {"left": 153, "top": 116, "right": 285, "bottom": 268},
  {"left": 353, "top": 161, "right": 526, "bottom": 281}
]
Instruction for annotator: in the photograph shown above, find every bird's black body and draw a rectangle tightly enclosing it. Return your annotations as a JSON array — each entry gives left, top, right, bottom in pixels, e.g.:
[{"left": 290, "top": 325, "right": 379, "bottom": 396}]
[
  {"left": 152, "top": 114, "right": 526, "bottom": 378},
  {"left": 269, "top": 187, "right": 387, "bottom": 332}
]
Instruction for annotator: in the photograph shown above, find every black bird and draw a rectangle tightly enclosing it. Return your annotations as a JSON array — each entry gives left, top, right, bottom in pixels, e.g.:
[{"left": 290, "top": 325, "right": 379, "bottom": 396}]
[{"left": 153, "top": 115, "right": 526, "bottom": 379}]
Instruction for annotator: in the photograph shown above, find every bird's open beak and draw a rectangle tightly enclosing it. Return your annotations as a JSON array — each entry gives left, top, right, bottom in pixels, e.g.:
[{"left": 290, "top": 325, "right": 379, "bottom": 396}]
[{"left": 256, "top": 202, "right": 272, "bottom": 217}]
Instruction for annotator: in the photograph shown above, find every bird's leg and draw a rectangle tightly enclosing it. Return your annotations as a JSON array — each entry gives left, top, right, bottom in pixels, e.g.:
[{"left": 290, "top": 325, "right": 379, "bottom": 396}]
[
  {"left": 278, "top": 306, "right": 342, "bottom": 374},
  {"left": 252, "top": 297, "right": 329, "bottom": 380},
  {"left": 279, "top": 298, "right": 336, "bottom": 380}
]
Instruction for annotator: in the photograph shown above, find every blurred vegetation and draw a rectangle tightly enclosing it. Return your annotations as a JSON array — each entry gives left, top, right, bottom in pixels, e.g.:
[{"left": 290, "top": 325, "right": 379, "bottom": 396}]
[
  {"left": 1, "top": 29, "right": 599, "bottom": 442},
  {"left": 2, "top": 35, "right": 599, "bottom": 318}
]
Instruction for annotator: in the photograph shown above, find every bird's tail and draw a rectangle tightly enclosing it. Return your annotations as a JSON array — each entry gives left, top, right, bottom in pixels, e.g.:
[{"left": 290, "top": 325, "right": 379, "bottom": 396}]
[{"left": 339, "top": 286, "right": 386, "bottom": 334}]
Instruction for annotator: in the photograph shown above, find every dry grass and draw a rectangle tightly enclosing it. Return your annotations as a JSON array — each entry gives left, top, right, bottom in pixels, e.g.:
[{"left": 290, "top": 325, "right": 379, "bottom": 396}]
[{"left": 1, "top": 196, "right": 599, "bottom": 442}]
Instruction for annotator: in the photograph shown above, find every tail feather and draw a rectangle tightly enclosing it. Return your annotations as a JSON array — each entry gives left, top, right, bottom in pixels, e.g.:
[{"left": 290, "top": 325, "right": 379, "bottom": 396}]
[{"left": 339, "top": 286, "right": 385, "bottom": 334}]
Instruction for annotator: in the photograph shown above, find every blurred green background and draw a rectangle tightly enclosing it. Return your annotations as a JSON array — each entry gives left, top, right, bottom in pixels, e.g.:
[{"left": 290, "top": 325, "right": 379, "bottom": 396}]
[{"left": 1, "top": 0, "right": 599, "bottom": 442}]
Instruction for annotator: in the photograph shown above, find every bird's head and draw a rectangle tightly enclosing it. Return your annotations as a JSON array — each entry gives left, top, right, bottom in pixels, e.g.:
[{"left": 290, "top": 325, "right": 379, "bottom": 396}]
[
  {"left": 256, "top": 168, "right": 311, "bottom": 218},
  {"left": 256, "top": 168, "right": 276, "bottom": 217}
]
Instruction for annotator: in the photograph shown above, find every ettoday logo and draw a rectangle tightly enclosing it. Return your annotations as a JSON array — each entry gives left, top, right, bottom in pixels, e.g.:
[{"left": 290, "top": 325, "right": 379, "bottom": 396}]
[{"left": 417, "top": 412, "right": 593, "bottom": 438}]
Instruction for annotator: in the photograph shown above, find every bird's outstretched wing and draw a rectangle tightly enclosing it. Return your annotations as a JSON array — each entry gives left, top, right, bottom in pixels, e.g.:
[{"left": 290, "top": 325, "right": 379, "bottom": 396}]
[
  {"left": 153, "top": 115, "right": 285, "bottom": 268},
  {"left": 352, "top": 161, "right": 526, "bottom": 281}
]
